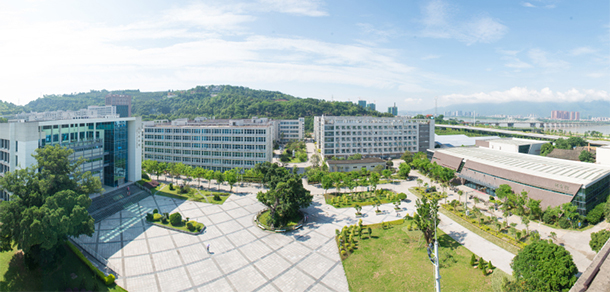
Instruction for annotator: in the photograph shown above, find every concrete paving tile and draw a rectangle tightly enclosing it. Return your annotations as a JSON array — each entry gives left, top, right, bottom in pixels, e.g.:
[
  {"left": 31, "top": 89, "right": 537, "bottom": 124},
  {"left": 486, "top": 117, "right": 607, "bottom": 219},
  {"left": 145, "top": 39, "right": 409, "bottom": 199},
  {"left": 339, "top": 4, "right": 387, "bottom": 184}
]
[
  {"left": 122, "top": 238, "right": 150, "bottom": 257},
  {"left": 307, "top": 283, "right": 334, "bottom": 292},
  {"left": 253, "top": 253, "right": 292, "bottom": 279},
  {"left": 186, "top": 258, "right": 223, "bottom": 286},
  {"left": 297, "top": 252, "right": 337, "bottom": 279},
  {"left": 258, "top": 233, "right": 294, "bottom": 251},
  {"left": 226, "top": 229, "right": 258, "bottom": 247},
  {"left": 97, "top": 242, "right": 123, "bottom": 259},
  {"left": 256, "top": 283, "right": 281, "bottom": 292},
  {"left": 271, "top": 267, "right": 316, "bottom": 292},
  {"left": 180, "top": 243, "right": 209, "bottom": 265},
  {"left": 124, "top": 273, "right": 159, "bottom": 292},
  {"left": 180, "top": 208, "right": 204, "bottom": 219},
  {"left": 152, "top": 249, "right": 184, "bottom": 270},
  {"left": 296, "top": 231, "right": 333, "bottom": 251},
  {"left": 214, "top": 249, "right": 249, "bottom": 274},
  {"left": 172, "top": 232, "right": 201, "bottom": 248},
  {"left": 200, "top": 224, "right": 224, "bottom": 239},
  {"left": 227, "top": 265, "right": 268, "bottom": 292},
  {"left": 99, "top": 219, "right": 121, "bottom": 230},
  {"left": 205, "top": 235, "right": 236, "bottom": 254},
  {"left": 219, "top": 201, "right": 240, "bottom": 211},
  {"left": 234, "top": 214, "right": 255, "bottom": 228},
  {"left": 148, "top": 235, "right": 176, "bottom": 253},
  {"left": 318, "top": 264, "right": 349, "bottom": 292},
  {"left": 107, "top": 257, "right": 124, "bottom": 276},
  {"left": 124, "top": 254, "right": 154, "bottom": 277},
  {"left": 122, "top": 225, "right": 146, "bottom": 242},
  {"left": 144, "top": 225, "right": 171, "bottom": 238},
  {"left": 199, "top": 204, "right": 224, "bottom": 215},
  {"left": 238, "top": 239, "right": 273, "bottom": 262},
  {"left": 215, "top": 220, "right": 246, "bottom": 234},
  {"left": 276, "top": 242, "right": 313, "bottom": 264},
  {"left": 207, "top": 212, "right": 234, "bottom": 225},
  {"left": 196, "top": 277, "right": 234, "bottom": 292},
  {"left": 225, "top": 207, "right": 251, "bottom": 220},
  {"left": 157, "top": 266, "right": 193, "bottom": 292},
  {"left": 245, "top": 225, "right": 269, "bottom": 239}
]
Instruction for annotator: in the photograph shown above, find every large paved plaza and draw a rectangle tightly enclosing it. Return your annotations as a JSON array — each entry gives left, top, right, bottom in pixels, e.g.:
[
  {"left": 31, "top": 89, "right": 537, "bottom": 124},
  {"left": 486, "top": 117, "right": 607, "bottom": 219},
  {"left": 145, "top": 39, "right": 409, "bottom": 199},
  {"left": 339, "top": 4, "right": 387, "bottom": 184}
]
[{"left": 75, "top": 186, "right": 351, "bottom": 292}]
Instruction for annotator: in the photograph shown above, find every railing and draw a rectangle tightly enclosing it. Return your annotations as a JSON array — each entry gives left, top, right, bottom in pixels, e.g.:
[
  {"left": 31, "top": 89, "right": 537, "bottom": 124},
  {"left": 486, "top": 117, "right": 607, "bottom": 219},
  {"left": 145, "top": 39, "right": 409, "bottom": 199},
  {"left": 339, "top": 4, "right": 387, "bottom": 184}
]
[{"left": 69, "top": 237, "right": 120, "bottom": 277}]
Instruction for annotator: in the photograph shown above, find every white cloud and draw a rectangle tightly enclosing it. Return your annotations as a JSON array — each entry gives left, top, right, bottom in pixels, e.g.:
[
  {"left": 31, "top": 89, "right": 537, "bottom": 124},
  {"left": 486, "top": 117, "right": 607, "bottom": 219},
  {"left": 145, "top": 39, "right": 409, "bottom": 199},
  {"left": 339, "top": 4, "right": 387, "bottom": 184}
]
[
  {"left": 257, "top": 0, "right": 327, "bottom": 17},
  {"left": 420, "top": 0, "right": 508, "bottom": 45},
  {"left": 504, "top": 58, "right": 532, "bottom": 69},
  {"left": 404, "top": 97, "right": 423, "bottom": 104},
  {"left": 357, "top": 23, "right": 397, "bottom": 43},
  {"left": 570, "top": 47, "right": 596, "bottom": 56},
  {"left": 441, "top": 87, "right": 609, "bottom": 104},
  {"left": 528, "top": 48, "right": 569, "bottom": 68},
  {"left": 522, "top": 2, "right": 536, "bottom": 8},
  {"left": 422, "top": 55, "right": 441, "bottom": 60}
]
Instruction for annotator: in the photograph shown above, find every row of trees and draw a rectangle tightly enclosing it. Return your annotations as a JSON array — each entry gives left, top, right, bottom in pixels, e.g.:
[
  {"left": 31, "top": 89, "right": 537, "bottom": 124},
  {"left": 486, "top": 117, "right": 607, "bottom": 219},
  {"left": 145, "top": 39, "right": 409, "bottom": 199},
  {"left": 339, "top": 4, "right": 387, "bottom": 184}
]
[{"left": 142, "top": 160, "right": 258, "bottom": 192}]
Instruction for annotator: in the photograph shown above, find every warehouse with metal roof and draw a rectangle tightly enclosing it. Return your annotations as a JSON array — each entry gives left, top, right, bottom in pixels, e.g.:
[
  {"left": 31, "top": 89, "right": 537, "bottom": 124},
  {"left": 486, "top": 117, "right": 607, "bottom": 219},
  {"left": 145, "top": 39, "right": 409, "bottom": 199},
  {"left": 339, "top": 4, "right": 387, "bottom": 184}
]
[{"left": 432, "top": 147, "right": 610, "bottom": 215}]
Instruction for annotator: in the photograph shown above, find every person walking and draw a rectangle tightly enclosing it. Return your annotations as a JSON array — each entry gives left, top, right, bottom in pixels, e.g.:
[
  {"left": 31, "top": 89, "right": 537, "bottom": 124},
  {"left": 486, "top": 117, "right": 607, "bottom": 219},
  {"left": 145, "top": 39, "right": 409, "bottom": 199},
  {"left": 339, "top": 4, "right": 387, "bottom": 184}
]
[{"left": 206, "top": 243, "right": 210, "bottom": 253}]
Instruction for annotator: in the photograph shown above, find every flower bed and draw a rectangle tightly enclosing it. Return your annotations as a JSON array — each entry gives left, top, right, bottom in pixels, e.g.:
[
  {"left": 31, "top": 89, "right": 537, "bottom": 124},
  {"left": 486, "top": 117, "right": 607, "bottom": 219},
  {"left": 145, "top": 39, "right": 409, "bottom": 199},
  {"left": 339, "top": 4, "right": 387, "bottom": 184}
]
[
  {"left": 145, "top": 210, "right": 204, "bottom": 234},
  {"left": 325, "top": 190, "right": 406, "bottom": 208}
]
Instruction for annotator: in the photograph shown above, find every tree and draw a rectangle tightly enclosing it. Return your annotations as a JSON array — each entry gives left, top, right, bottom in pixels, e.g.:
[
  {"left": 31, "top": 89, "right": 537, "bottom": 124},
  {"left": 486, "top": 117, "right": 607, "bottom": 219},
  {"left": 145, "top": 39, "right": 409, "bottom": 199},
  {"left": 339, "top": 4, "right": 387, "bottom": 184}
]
[
  {"left": 205, "top": 169, "right": 215, "bottom": 190},
  {"left": 370, "top": 172, "right": 380, "bottom": 191},
  {"left": 321, "top": 175, "right": 333, "bottom": 194},
  {"left": 382, "top": 169, "right": 392, "bottom": 181},
  {"left": 214, "top": 171, "right": 225, "bottom": 189},
  {"left": 510, "top": 240, "right": 577, "bottom": 291},
  {"left": 256, "top": 175, "right": 312, "bottom": 228},
  {"left": 398, "top": 163, "right": 411, "bottom": 180},
  {"left": 169, "top": 212, "right": 182, "bottom": 226},
  {"left": 193, "top": 167, "right": 206, "bottom": 188},
  {"left": 589, "top": 230, "right": 610, "bottom": 252},
  {"left": 225, "top": 170, "right": 238, "bottom": 192},
  {"left": 579, "top": 150, "right": 595, "bottom": 163},
  {"left": 540, "top": 143, "right": 554, "bottom": 156},
  {"left": 401, "top": 151, "right": 414, "bottom": 164},
  {"left": 0, "top": 145, "right": 101, "bottom": 267},
  {"left": 416, "top": 178, "right": 423, "bottom": 188},
  {"left": 586, "top": 203, "right": 606, "bottom": 224},
  {"left": 413, "top": 197, "right": 440, "bottom": 245},
  {"left": 310, "top": 153, "right": 321, "bottom": 168}
]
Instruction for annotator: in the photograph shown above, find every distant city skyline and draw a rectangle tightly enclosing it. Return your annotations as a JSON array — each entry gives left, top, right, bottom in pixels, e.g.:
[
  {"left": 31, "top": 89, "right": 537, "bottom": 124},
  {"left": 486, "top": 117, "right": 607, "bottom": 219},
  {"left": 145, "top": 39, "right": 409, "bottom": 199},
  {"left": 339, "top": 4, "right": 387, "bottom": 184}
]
[{"left": 0, "top": 0, "right": 608, "bottom": 111}]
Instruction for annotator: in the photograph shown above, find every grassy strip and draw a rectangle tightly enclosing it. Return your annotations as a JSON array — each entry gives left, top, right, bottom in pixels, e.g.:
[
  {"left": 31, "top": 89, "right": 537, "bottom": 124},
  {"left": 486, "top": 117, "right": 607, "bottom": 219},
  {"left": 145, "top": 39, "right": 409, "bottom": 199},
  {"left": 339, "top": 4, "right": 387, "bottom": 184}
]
[
  {"left": 0, "top": 244, "right": 126, "bottom": 291},
  {"left": 342, "top": 219, "right": 509, "bottom": 292},
  {"left": 409, "top": 187, "right": 521, "bottom": 255},
  {"left": 66, "top": 241, "right": 115, "bottom": 285},
  {"left": 155, "top": 185, "right": 231, "bottom": 204},
  {"left": 324, "top": 193, "right": 396, "bottom": 208}
]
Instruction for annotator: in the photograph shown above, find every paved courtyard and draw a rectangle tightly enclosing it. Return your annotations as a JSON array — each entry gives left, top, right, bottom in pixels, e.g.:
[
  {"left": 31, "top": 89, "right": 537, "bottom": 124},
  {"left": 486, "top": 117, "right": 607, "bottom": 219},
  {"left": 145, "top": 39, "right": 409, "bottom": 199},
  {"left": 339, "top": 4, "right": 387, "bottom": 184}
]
[{"left": 75, "top": 187, "right": 351, "bottom": 292}]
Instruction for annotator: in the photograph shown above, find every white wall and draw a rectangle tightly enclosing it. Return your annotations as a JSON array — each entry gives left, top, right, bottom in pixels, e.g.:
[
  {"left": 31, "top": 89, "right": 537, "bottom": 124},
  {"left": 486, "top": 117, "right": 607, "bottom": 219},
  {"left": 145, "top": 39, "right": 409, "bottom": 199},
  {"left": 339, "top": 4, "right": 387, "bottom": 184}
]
[{"left": 597, "top": 147, "right": 610, "bottom": 166}]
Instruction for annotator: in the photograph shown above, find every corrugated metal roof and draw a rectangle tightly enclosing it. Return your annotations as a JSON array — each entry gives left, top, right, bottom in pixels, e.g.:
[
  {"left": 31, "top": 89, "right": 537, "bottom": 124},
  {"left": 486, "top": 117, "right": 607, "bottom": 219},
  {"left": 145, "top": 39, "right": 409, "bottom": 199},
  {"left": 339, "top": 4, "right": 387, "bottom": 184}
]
[{"left": 436, "top": 147, "right": 610, "bottom": 187}]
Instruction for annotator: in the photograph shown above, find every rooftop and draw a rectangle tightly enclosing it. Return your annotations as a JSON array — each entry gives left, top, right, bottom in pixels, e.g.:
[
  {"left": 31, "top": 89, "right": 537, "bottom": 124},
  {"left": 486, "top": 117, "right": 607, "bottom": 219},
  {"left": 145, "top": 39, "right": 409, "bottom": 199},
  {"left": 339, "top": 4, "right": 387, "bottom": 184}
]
[
  {"left": 435, "top": 147, "right": 610, "bottom": 187},
  {"left": 435, "top": 134, "right": 499, "bottom": 147},
  {"left": 485, "top": 137, "right": 548, "bottom": 146},
  {"left": 327, "top": 158, "right": 385, "bottom": 165}
]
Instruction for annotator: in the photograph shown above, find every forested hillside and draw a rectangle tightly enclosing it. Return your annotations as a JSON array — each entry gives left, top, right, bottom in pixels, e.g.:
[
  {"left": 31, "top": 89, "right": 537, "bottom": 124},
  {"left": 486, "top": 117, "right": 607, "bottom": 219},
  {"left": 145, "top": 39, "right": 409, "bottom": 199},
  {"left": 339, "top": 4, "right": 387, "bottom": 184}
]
[
  {"left": 0, "top": 85, "right": 390, "bottom": 131},
  {"left": 0, "top": 101, "right": 22, "bottom": 115}
]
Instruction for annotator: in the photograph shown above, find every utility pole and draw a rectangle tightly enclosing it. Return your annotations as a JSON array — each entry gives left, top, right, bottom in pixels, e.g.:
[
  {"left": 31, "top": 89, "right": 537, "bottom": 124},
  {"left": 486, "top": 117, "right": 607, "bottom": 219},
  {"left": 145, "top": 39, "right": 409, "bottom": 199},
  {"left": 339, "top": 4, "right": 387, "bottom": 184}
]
[{"left": 427, "top": 207, "right": 441, "bottom": 292}]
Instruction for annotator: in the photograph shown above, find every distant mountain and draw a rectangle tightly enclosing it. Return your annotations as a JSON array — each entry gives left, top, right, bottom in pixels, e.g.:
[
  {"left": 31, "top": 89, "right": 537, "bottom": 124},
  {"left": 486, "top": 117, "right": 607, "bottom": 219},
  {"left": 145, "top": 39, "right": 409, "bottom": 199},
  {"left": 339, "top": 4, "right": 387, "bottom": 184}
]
[
  {"left": 0, "top": 85, "right": 391, "bottom": 131},
  {"left": 0, "top": 100, "right": 22, "bottom": 116},
  {"left": 410, "top": 100, "right": 610, "bottom": 118}
]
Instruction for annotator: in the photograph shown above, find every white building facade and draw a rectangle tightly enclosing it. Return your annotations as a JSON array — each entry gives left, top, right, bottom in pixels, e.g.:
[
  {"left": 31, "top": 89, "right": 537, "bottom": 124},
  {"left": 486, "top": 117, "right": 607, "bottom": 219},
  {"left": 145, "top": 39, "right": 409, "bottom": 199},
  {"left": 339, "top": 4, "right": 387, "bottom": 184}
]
[
  {"left": 313, "top": 116, "right": 435, "bottom": 159},
  {"left": 277, "top": 118, "right": 305, "bottom": 143},
  {"left": 143, "top": 118, "right": 275, "bottom": 172},
  {"left": 0, "top": 116, "right": 142, "bottom": 200}
]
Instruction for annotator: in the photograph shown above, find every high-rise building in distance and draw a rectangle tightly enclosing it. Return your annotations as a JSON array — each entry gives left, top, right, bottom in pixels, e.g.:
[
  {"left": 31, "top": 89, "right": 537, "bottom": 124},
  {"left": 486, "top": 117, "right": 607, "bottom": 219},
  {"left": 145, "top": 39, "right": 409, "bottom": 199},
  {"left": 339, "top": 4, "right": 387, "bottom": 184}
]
[
  {"left": 106, "top": 94, "right": 132, "bottom": 118},
  {"left": 358, "top": 100, "right": 367, "bottom": 108},
  {"left": 551, "top": 110, "right": 579, "bottom": 120},
  {"left": 388, "top": 103, "right": 398, "bottom": 116},
  {"left": 367, "top": 103, "right": 376, "bottom": 111}
]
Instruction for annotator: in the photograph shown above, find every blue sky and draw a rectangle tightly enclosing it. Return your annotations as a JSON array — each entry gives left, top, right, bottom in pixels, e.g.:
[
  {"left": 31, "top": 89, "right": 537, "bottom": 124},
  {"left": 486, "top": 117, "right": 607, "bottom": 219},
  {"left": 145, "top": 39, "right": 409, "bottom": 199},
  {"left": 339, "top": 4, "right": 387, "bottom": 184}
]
[{"left": 0, "top": 0, "right": 608, "bottom": 111}]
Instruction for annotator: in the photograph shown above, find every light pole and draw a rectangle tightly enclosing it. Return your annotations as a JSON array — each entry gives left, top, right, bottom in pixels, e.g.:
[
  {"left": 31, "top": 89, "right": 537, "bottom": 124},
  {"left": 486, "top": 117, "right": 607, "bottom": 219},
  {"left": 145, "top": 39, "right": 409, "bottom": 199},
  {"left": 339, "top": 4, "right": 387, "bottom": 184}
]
[{"left": 427, "top": 207, "right": 441, "bottom": 292}]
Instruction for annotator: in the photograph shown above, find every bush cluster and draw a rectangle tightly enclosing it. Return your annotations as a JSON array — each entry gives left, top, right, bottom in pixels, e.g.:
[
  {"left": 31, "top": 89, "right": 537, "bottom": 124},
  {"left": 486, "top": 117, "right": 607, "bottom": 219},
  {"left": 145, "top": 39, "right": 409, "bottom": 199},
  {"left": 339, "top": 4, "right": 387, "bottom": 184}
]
[{"left": 336, "top": 220, "right": 367, "bottom": 260}]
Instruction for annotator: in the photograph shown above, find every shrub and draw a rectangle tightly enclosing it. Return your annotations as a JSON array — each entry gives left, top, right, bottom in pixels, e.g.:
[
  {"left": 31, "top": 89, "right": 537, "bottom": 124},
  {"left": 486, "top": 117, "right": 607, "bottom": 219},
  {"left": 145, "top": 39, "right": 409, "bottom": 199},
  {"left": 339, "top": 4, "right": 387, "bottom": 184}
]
[
  {"left": 590, "top": 230, "right": 610, "bottom": 252},
  {"left": 169, "top": 183, "right": 174, "bottom": 190},
  {"left": 169, "top": 212, "right": 182, "bottom": 226},
  {"left": 142, "top": 173, "right": 150, "bottom": 180},
  {"left": 146, "top": 213, "right": 154, "bottom": 221},
  {"left": 187, "top": 222, "right": 194, "bottom": 231},
  {"left": 104, "top": 274, "right": 116, "bottom": 285},
  {"left": 470, "top": 254, "right": 476, "bottom": 266},
  {"left": 153, "top": 209, "right": 159, "bottom": 214},
  {"left": 478, "top": 257, "right": 486, "bottom": 270},
  {"left": 153, "top": 213, "right": 162, "bottom": 221},
  {"left": 586, "top": 203, "right": 606, "bottom": 225},
  {"left": 397, "top": 193, "right": 407, "bottom": 200},
  {"left": 213, "top": 194, "right": 221, "bottom": 201},
  {"left": 558, "top": 217, "right": 571, "bottom": 229}
]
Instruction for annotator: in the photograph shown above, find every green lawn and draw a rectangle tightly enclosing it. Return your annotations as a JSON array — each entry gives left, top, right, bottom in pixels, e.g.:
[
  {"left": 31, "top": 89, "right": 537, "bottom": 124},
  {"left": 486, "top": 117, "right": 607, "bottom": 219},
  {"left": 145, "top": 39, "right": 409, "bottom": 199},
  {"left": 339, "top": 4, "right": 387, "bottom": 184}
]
[
  {"left": 324, "top": 192, "right": 398, "bottom": 208},
  {"left": 150, "top": 219, "right": 204, "bottom": 233},
  {"left": 154, "top": 184, "right": 231, "bottom": 204},
  {"left": 342, "top": 220, "right": 508, "bottom": 292},
  {"left": 0, "top": 245, "right": 126, "bottom": 292}
]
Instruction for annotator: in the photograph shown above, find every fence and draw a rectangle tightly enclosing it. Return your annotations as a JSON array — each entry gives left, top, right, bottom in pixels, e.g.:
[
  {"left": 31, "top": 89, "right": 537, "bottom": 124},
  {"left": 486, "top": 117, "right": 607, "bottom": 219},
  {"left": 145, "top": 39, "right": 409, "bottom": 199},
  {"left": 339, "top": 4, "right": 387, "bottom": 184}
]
[{"left": 69, "top": 237, "right": 120, "bottom": 277}]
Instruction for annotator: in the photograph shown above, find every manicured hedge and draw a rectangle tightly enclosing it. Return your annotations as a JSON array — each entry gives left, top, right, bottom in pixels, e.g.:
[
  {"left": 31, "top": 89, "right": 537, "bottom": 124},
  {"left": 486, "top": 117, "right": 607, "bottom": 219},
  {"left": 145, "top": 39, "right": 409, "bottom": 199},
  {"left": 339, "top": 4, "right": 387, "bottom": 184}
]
[{"left": 66, "top": 241, "right": 115, "bottom": 285}]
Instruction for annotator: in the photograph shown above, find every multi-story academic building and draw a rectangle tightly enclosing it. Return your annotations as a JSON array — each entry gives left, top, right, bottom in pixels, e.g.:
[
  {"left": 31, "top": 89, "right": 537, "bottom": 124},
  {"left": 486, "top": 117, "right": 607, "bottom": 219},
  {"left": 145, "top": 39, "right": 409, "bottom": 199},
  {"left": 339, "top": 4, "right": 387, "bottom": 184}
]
[
  {"left": 0, "top": 113, "right": 142, "bottom": 200},
  {"left": 313, "top": 116, "right": 434, "bottom": 159},
  {"left": 143, "top": 118, "right": 275, "bottom": 172},
  {"left": 277, "top": 118, "right": 305, "bottom": 143}
]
